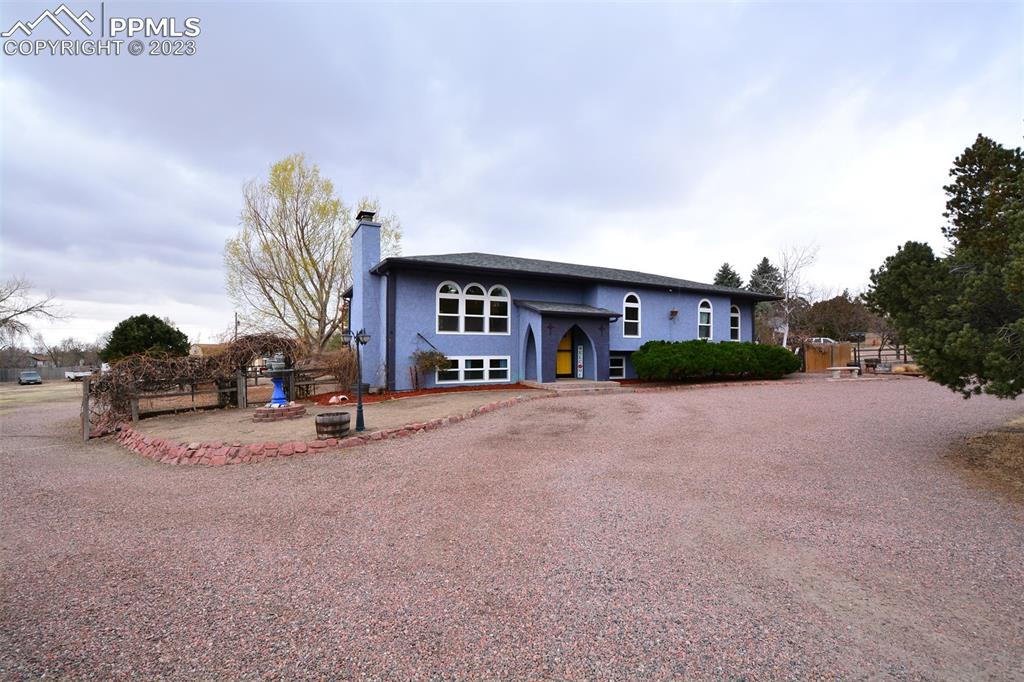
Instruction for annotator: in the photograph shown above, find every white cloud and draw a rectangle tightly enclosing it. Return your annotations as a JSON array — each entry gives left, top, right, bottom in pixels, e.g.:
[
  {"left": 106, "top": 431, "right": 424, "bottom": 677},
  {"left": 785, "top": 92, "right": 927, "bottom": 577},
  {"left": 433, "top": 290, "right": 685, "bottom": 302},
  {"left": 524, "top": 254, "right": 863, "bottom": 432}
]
[
  {"left": 2, "top": 3, "right": 1020, "bottom": 346},
  {"left": 2, "top": 76, "right": 239, "bottom": 343}
]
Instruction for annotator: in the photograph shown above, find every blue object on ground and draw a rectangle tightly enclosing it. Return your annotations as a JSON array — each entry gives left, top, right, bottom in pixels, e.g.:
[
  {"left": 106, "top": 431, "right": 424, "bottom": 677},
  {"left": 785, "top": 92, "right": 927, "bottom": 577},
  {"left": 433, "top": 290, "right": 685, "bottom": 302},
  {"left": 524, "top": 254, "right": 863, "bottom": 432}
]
[{"left": 270, "top": 377, "right": 288, "bottom": 406}]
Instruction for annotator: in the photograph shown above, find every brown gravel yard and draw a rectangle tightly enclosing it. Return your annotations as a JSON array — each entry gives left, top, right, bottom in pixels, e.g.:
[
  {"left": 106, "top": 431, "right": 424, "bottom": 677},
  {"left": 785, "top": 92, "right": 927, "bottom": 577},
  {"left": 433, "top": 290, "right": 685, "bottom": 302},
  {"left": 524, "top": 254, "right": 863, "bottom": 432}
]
[
  {"left": 135, "top": 388, "right": 540, "bottom": 444},
  {"left": 2, "top": 379, "right": 1023, "bottom": 679}
]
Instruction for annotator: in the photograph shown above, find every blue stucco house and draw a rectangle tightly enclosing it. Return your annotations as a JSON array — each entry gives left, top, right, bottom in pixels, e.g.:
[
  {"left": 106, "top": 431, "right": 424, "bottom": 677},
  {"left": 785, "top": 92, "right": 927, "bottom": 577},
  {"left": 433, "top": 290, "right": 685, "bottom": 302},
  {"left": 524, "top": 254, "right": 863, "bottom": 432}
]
[{"left": 346, "top": 211, "right": 777, "bottom": 391}]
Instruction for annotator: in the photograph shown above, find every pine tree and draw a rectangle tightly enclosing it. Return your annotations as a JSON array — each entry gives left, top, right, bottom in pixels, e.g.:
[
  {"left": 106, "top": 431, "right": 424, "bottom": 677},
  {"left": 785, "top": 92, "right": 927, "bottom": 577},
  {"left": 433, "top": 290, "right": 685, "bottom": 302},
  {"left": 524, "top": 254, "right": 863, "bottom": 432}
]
[
  {"left": 713, "top": 262, "right": 743, "bottom": 288},
  {"left": 747, "top": 257, "right": 783, "bottom": 295},
  {"left": 100, "top": 314, "right": 190, "bottom": 363},
  {"left": 748, "top": 257, "right": 785, "bottom": 344},
  {"left": 867, "top": 134, "right": 1023, "bottom": 398}
]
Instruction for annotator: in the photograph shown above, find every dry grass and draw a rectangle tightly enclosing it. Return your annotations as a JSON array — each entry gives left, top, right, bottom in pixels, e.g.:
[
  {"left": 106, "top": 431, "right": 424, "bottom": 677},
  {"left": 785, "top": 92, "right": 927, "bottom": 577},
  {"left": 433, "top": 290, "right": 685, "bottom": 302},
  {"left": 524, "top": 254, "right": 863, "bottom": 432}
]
[
  {"left": 0, "top": 381, "right": 82, "bottom": 414},
  {"left": 947, "top": 416, "right": 1024, "bottom": 497}
]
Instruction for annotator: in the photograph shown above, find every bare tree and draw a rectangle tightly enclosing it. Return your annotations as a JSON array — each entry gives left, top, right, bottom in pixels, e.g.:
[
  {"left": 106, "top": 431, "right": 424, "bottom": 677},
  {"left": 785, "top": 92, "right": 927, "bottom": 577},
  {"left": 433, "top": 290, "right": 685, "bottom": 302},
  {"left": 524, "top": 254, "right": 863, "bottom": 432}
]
[
  {"left": 776, "top": 245, "right": 818, "bottom": 348},
  {"left": 31, "top": 334, "right": 60, "bottom": 366},
  {"left": 0, "top": 339, "right": 31, "bottom": 367},
  {"left": 224, "top": 154, "right": 401, "bottom": 352},
  {"left": 0, "top": 277, "right": 61, "bottom": 343},
  {"left": 32, "top": 335, "right": 92, "bottom": 367}
]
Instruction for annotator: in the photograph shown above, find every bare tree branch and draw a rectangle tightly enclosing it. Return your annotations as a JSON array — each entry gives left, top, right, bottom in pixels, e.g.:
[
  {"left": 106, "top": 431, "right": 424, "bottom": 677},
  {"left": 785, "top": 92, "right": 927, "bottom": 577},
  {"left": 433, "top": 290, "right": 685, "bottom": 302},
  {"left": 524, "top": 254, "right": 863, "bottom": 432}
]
[
  {"left": 0, "top": 276, "right": 64, "bottom": 342},
  {"left": 776, "top": 245, "right": 819, "bottom": 348},
  {"left": 224, "top": 154, "right": 401, "bottom": 353}
]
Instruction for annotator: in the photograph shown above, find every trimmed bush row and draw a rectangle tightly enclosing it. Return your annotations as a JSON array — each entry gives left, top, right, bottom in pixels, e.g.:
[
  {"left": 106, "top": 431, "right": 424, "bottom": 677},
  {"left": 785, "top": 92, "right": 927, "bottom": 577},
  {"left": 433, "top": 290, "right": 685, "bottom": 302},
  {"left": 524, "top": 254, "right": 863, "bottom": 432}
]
[{"left": 631, "top": 340, "right": 800, "bottom": 381}]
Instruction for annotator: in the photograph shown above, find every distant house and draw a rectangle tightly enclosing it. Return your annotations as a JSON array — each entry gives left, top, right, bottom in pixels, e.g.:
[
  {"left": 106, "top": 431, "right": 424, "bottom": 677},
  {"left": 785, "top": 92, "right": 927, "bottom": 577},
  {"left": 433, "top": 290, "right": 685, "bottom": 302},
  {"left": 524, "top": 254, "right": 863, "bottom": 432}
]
[
  {"left": 27, "top": 354, "right": 54, "bottom": 368},
  {"left": 189, "top": 343, "right": 228, "bottom": 357},
  {"left": 345, "top": 211, "right": 779, "bottom": 391}
]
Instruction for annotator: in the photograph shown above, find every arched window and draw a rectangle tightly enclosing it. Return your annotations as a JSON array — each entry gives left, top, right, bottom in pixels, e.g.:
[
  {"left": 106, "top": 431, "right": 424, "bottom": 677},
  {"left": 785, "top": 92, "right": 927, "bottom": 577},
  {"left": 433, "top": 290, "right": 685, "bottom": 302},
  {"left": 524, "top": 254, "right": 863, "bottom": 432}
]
[
  {"left": 436, "top": 281, "right": 512, "bottom": 334},
  {"left": 437, "top": 282, "right": 461, "bottom": 333},
  {"left": 698, "top": 300, "right": 713, "bottom": 339},
  {"left": 730, "top": 305, "right": 741, "bottom": 341},
  {"left": 463, "top": 284, "right": 486, "bottom": 332},
  {"left": 488, "top": 285, "right": 510, "bottom": 334},
  {"left": 623, "top": 293, "right": 641, "bottom": 337}
]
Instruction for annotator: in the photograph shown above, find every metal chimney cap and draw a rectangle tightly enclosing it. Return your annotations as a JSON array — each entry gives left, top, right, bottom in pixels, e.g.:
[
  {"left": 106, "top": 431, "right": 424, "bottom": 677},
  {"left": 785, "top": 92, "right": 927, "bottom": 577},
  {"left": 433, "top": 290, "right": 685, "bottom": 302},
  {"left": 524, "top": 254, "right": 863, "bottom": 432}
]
[{"left": 356, "top": 210, "right": 377, "bottom": 222}]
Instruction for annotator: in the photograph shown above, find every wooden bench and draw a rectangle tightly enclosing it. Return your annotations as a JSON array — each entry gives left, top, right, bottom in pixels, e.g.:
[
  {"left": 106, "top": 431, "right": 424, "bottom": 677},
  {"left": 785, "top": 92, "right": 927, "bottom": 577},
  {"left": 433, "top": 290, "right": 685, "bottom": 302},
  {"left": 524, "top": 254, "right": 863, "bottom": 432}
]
[{"left": 827, "top": 366, "right": 860, "bottom": 379}]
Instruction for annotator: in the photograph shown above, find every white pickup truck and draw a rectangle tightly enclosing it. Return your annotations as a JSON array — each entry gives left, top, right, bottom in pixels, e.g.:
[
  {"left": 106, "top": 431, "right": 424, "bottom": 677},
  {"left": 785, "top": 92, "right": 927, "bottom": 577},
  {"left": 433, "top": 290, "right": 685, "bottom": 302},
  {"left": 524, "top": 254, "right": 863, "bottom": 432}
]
[{"left": 64, "top": 370, "right": 94, "bottom": 381}]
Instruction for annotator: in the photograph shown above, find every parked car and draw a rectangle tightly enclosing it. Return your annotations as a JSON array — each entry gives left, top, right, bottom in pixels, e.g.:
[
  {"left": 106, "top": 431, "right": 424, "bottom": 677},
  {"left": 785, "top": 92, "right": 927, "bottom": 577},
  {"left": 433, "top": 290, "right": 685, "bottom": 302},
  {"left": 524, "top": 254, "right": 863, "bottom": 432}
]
[
  {"left": 18, "top": 370, "right": 43, "bottom": 385},
  {"left": 64, "top": 370, "right": 93, "bottom": 381},
  {"left": 807, "top": 337, "right": 838, "bottom": 344}
]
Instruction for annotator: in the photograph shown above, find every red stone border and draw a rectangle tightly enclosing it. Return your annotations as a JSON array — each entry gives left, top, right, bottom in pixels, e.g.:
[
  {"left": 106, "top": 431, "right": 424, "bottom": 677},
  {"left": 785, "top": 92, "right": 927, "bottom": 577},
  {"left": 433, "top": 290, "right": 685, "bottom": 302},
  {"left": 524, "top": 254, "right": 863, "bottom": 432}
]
[{"left": 113, "top": 392, "right": 557, "bottom": 467}]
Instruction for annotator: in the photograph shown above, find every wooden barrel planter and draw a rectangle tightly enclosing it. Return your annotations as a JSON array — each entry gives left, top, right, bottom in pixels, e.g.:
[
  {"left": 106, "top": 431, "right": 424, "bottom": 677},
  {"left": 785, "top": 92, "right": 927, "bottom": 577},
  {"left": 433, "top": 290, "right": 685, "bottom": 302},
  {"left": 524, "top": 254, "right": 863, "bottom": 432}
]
[{"left": 315, "top": 412, "right": 351, "bottom": 440}]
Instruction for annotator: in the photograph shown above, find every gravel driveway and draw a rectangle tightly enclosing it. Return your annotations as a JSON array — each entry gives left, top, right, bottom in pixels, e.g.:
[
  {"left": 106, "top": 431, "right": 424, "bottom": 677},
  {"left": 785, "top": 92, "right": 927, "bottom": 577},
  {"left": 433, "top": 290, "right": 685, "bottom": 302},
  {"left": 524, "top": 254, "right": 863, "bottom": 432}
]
[{"left": 2, "top": 379, "right": 1022, "bottom": 679}]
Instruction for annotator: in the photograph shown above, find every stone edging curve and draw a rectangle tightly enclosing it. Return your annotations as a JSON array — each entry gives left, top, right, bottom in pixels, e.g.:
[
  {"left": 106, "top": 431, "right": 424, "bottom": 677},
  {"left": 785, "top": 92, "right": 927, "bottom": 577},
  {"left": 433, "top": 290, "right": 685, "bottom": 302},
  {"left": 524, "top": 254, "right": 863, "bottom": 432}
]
[
  {"left": 114, "top": 392, "right": 557, "bottom": 467},
  {"left": 111, "top": 376, "right": 913, "bottom": 466}
]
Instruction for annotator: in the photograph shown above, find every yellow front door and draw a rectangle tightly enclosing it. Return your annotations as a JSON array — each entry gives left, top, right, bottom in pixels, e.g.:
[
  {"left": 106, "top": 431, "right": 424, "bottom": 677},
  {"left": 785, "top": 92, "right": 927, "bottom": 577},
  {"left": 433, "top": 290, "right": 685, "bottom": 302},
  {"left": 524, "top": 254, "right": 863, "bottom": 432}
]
[{"left": 556, "top": 331, "right": 573, "bottom": 376}]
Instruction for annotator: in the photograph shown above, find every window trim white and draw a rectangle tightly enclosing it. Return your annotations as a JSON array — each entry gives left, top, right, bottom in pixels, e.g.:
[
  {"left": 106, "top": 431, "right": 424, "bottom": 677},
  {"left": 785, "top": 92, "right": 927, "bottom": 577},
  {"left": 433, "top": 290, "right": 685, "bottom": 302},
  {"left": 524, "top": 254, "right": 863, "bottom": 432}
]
[
  {"left": 435, "top": 281, "right": 513, "bottom": 336},
  {"left": 435, "top": 355, "right": 512, "bottom": 384},
  {"left": 698, "top": 299, "right": 713, "bottom": 340},
  {"left": 729, "top": 304, "right": 741, "bottom": 342},
  {"left": 462, "top": 282, "right": 487, "bottom": 334},
  {"left": 609, "top": 355, "right": 626, "bottom": 379},
  {"left": 487, "top": 285, "right": 510, "bottom": 334},
  {"left": 436, "top": 281, "right": 462, "bottom": 334},
  {"left": 623, "top": 292, "right": 641, "bottom": 338}
]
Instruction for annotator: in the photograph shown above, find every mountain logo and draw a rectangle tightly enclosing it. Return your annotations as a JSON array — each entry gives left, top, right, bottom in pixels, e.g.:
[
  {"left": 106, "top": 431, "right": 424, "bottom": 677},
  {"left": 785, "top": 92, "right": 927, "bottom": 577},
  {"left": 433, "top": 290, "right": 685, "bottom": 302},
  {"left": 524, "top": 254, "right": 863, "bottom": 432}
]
[{"left": 2, "top": 4, "right": 95, "bottom": 38}]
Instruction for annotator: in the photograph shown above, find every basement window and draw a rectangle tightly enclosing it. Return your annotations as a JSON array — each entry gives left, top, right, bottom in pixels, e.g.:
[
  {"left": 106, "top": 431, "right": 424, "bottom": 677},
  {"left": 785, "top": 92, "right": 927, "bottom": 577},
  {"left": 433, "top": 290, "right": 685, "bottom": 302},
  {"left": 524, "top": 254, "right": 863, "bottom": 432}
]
[
  {"left": 436, "top": 356, "right": 512, "bottom": 384},
  {"left": 437, "top": 360, "right": 460, "bottom": 383}
]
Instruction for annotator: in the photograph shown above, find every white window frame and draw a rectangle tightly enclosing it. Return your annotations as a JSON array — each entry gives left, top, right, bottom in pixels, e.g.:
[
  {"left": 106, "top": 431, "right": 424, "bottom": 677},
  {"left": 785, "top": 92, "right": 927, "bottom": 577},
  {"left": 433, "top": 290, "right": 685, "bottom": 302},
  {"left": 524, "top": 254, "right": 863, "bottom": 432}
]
[
  {"left": 436, "top": 281, "right": 462, "bottom": 334},
  {"left": 487, "top": 285, "right": 510, "bottom": 334},
  {"left": 462, "top": 282, "right": 487, "bottom": 334},
  {"left": 623, "top": 292, "right": 641, "bottom": 338},
  {"left": 609, "top": 355, "right": 626, "bottom": 379},
  {"left": 435, "top": 355, "right": 511, "bottom": 384},
  {"left": 698, "top": 299, "right": 713, "bottom": 340},
  {"left": 435, "top": 281, "right": 513, "bottom": 336},
  {"left": 729, "top": 305, "right": 741, "bottom": 341}
]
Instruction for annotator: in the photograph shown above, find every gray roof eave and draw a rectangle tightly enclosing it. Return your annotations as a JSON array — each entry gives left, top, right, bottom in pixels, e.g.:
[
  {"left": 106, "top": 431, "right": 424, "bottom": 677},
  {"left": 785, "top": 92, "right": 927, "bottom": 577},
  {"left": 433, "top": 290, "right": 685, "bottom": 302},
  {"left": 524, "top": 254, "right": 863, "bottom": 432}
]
[
  {"left": 515, "top": 300, "right": 622, "bottom": 319},
  {"left": 371, "top": 254, "right": 781, "bottom": 302}
]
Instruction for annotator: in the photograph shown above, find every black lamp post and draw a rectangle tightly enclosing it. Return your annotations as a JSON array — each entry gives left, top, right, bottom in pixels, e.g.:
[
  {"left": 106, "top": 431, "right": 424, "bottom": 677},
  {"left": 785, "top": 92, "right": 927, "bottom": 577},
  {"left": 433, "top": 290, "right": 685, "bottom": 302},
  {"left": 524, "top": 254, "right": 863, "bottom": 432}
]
[
  {"left": 341, "top": 328, "right": 371, "bottom": 432},
  {"left": 849, "top": 331, "right": 866, "bottom": 368}
]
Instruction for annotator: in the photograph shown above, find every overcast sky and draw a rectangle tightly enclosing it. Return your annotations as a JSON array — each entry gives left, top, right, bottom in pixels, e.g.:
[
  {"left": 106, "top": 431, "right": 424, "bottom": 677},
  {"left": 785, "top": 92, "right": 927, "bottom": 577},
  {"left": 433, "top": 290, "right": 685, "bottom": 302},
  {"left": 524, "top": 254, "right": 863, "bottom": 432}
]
[{"left": 2, "top": 1, "right": 1021, "bottom": 345}]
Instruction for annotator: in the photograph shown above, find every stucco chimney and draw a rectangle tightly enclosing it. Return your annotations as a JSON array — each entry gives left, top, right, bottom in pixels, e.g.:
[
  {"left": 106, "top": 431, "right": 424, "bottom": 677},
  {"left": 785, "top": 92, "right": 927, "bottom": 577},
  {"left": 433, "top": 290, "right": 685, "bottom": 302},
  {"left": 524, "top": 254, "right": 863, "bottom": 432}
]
[{"left": 351, "top": 212, "right": 383, "bottom": 387}]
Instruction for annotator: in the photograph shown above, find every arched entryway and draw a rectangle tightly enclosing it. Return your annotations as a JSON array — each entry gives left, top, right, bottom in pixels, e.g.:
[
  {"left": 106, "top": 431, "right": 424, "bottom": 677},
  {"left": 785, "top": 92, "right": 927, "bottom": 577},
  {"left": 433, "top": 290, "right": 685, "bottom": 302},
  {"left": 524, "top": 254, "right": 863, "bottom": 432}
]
[
  {"left": 523, "top": 326, "right": 538, "bottom": 381},
  {"left": 556, "top": 330, "right": 573, "bottom": 377},
  {"left": 555, "top": 325, "right": 597, "bottom": 380}
]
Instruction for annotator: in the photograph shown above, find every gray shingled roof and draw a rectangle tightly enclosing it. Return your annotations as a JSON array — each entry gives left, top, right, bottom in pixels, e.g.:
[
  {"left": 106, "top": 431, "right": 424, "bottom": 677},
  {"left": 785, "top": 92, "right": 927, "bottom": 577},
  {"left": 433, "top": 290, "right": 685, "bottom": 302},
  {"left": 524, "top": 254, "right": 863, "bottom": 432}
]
[
  {"left": 372, "top": 252, "right": 777, "bottom": 300},
  {"left": 515, "top": 300, "right": 621, "bottom": 318}
]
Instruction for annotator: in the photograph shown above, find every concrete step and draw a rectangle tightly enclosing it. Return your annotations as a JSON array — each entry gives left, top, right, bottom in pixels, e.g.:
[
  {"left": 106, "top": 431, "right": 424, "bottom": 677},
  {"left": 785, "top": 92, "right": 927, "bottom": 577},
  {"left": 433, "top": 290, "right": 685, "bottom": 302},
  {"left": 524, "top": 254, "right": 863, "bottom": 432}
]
[{"left": 523, "top": 380, "right": 630, "bottom": 395}]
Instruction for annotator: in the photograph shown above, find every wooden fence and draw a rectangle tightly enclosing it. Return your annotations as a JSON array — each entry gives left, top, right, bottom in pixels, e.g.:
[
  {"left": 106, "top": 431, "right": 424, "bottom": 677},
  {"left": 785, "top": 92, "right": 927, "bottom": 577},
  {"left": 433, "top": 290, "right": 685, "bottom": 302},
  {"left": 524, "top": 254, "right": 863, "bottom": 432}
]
[
  {"left": 855, "top": 344, "right": 911, "bottom": 365},
  {"left": 803, "top": 342, "right": 912, "bottom": 373},
  {"left": 803, "top": 343, "right": 853, "bottom": 373},
  {"left": 1, "top": 365, "right": 96, "bottom": 382},
  {"left": 81, "top": 365, "right": 346, "bottom": 441}
]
